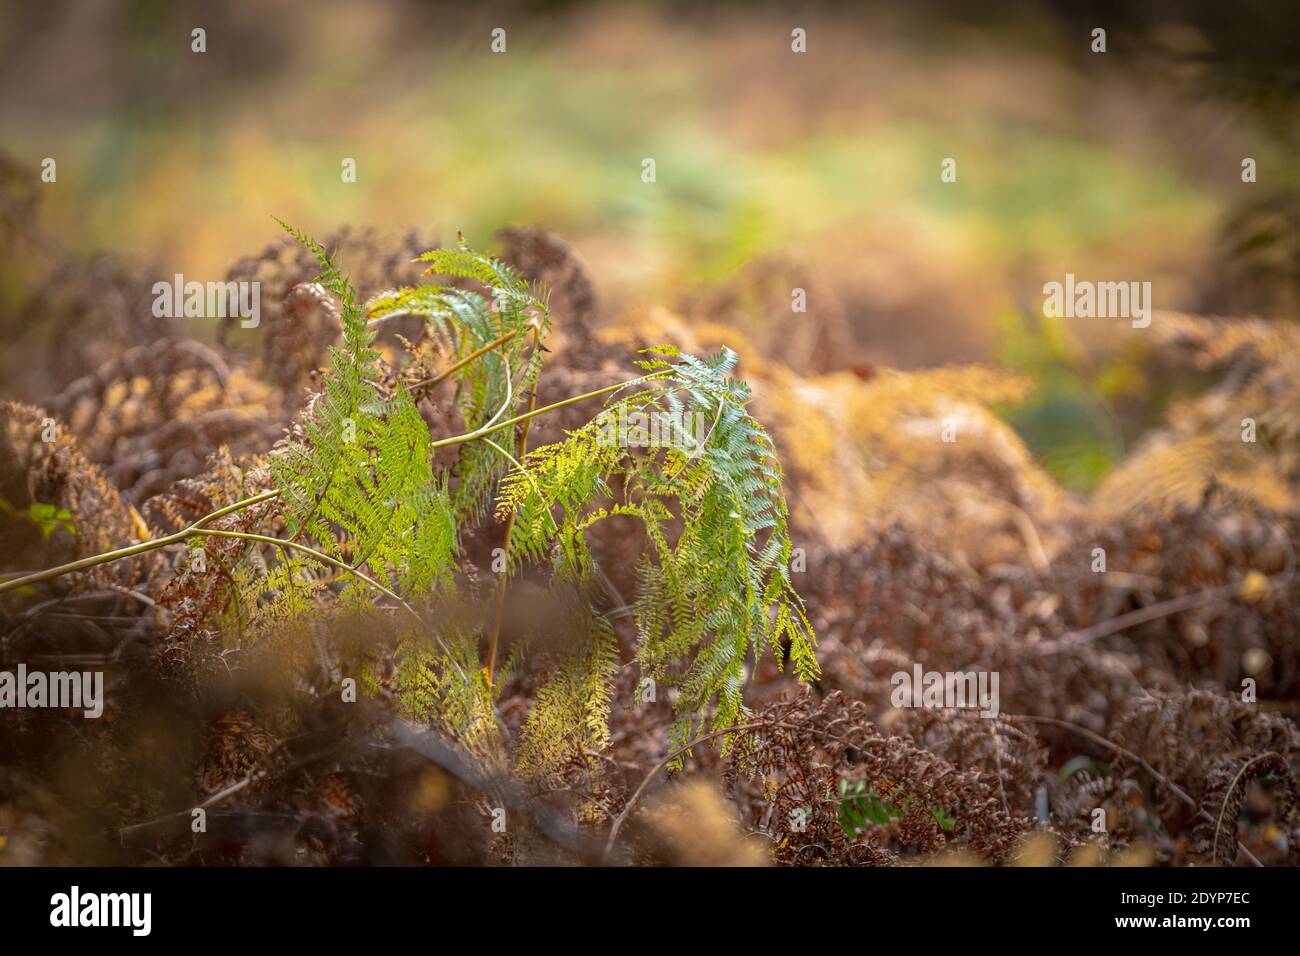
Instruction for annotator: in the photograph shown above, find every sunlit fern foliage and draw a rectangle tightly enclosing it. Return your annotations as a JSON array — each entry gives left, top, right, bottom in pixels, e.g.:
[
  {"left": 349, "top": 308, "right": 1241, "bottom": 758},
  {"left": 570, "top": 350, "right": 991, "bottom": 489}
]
[
  {"left": 367, "top": 245, "right": 551, "bottom": 525},
  {"left": 272, "top": 224, "right": 478, "bottom": 600},
  {"left": 247, "top": 225, "right": 816, "bottom": 773},
  {"left": 497, "top": 346, "right": 819, "bottom": 760}
]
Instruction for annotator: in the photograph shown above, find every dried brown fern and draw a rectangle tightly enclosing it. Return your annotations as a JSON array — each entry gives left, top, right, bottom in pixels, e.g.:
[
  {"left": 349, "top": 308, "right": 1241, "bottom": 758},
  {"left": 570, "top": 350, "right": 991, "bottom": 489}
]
[
  {"left": 724, "top": 692, "right": 1034, "bottom": 865},
  {"left": 0, "top": 401, "right": 152, "bottom": 593}
]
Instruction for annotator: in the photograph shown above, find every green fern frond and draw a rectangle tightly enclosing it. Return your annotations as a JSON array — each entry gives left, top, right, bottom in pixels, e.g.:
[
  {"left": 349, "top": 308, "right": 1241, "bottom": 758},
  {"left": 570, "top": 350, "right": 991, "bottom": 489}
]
[
  {"left": 242, "top": 230, "right": 816, "bottom": 775},
  {"left": 371, "top": 243, "right": 552, "bottom": 525},
  {"left": 267, "top": 224, "right": 458, "bottom": 603},
  {"left": 497, "top": 346, "right": 819, "bottom": 760}
]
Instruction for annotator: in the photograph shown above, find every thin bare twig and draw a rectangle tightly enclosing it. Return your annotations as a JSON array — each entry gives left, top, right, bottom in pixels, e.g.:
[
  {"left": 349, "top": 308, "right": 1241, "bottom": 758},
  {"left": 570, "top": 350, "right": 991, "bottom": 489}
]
[
  {"left": 1037, "top": 522, "right": 1295, "bottom": 655},
  {"left": 0, "top": 489, "right": 281, "bottom": 595},
  {"left": 1013, "top": 713, "right": 1263, "bottom": 867}
]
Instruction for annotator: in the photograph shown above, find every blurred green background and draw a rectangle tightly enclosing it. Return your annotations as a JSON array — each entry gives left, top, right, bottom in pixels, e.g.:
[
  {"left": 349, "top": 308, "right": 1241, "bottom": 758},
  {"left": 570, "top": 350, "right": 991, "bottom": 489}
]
[{"left": 3, "top": 0, "right": 1299, "bottom": 491}]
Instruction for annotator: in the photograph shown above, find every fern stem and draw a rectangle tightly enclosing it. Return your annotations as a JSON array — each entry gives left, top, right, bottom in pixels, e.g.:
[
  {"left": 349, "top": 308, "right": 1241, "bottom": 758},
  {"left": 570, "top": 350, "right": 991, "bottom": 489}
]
[
  {"left": 484, "top": 322, "right": 545, "bottom": 686},
  {"left": 189, "top": 528, "right": 422, "bottom": 624},
  {"left": 1211, "top": 753, "right": 1278, "bottom": 866},
  {"left": 0, "top": 489, "right": 280, "bottom": 595},
  {"left": 429, "top": 371, "right": 672, "bottom": 452},
  {"left": 2, "top": 374, "right": 670, "bottom": 599},
  {"left": 412, "top": 325, "right": 526, "bottom": 391}
]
